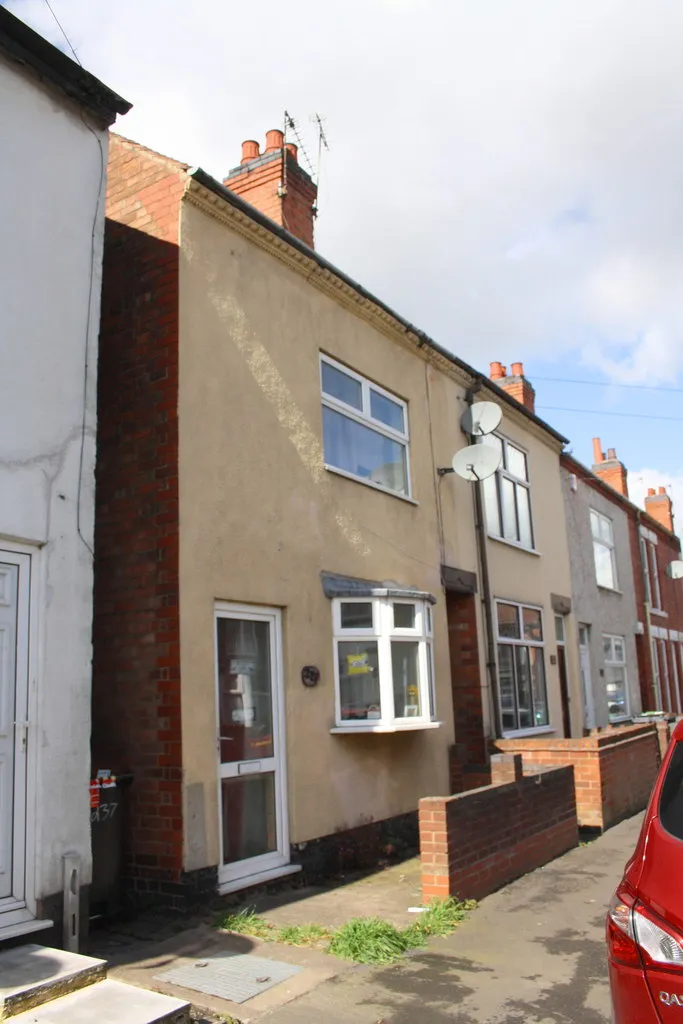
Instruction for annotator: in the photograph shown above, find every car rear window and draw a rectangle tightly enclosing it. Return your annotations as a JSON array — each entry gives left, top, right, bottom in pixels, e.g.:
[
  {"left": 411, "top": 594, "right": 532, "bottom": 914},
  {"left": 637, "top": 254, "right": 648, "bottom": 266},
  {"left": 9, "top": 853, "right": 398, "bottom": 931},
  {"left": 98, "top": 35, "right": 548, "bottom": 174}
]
[{"left": 660, "top": 742, "right": 683, "bottom": 840}]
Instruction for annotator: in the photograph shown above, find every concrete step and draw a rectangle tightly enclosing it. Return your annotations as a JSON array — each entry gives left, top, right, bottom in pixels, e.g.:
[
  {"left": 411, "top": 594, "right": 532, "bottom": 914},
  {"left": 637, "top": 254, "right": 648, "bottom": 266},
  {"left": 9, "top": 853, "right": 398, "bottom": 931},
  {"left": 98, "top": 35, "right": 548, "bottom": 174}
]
[
  {"left": 8, "top": 978, "right": 191, "bottom": 1023},
  {"left": 0, "top": 943, "right": 106, "bottom": 1019}
]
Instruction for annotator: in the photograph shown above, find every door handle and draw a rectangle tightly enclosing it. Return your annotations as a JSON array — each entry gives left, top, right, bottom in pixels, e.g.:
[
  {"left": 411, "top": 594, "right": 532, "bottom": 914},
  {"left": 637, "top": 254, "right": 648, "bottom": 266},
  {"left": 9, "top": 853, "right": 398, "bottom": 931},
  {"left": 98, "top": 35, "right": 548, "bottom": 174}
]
[{"left": 13, "top": 721, "right": 29, "bottom": 752}]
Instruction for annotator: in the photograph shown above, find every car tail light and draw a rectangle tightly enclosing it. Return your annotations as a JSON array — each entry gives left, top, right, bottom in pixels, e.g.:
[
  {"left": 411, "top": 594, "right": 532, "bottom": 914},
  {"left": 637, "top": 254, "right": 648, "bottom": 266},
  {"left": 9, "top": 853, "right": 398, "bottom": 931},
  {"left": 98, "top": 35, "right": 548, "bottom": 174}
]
[
  {"left": 634, "top": 903, "right": 683, "bottom": 968},
  {"left": 608, "top": 886, "right": 640, "bottom": 967},
  {"left": 608, "top": 885, "right": 683, "bottom": 970}
]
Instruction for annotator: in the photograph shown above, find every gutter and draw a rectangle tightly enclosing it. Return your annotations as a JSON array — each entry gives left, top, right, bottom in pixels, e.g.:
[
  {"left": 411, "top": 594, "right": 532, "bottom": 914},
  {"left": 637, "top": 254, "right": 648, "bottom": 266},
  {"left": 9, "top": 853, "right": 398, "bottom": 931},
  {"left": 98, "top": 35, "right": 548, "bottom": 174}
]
[{"left": 189, "top": 167, "right": 568, "bottom": 448}]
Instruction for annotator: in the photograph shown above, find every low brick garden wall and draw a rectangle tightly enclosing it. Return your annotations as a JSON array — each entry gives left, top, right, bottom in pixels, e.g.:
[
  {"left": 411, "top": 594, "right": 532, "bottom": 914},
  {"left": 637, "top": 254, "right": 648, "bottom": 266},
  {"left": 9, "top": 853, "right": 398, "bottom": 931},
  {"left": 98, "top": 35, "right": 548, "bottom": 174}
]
[
  {"left": 420, "top": 754, "right": 577, "bottom": 902},
  {"left": 496, "top": 723, "right": 660, "bottom": 831}
]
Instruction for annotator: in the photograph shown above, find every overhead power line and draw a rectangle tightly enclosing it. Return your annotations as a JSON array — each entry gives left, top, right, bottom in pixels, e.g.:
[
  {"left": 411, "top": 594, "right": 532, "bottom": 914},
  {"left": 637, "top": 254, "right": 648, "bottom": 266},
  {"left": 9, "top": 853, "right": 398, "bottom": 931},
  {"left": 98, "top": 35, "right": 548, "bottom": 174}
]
[
  {"left": 533, "top": 375, "right": 683, "bottom": 394},
  {"left": 43, "top": 0, "right": 81, "bottom": 64},
  {"left": 537, "top": 405, "right": 683, "bottom": 423}
]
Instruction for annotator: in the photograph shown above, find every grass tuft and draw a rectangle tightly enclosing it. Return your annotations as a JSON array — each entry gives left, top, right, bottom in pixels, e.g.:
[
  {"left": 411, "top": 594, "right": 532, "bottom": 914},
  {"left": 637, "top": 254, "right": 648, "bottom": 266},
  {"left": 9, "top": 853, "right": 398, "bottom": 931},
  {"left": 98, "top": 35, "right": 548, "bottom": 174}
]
[
  {"left": 415, "top": 896, "right": 477, "bottom": 937},
  {"left": 215, "top": 907, "right": 273, "bottom": 940},
  {"left": 275, "top": 923, "right": 332, "bottom": 948},
  {"left": 328, "top": 917, "right": 413, "bottom": 965}
]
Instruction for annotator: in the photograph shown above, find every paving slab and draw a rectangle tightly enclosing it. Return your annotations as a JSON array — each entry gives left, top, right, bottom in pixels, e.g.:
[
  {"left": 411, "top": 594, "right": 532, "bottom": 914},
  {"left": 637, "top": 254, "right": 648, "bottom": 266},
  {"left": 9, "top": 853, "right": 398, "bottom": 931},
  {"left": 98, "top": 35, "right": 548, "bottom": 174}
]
[
  {"left": 258, "top": 815, "right": 643, "bottom": 1023},
  {"left": 0, "top": 944, "right": 106, "bottom": 1018},
  {"left": 8, "top": 978, "right": 189, "bottom": 1024}
]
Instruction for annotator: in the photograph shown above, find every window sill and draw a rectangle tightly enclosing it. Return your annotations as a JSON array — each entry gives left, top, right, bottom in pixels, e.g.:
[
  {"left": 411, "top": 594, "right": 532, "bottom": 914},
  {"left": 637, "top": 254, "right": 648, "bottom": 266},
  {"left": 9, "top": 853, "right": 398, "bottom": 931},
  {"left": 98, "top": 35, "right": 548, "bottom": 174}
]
[
  {"left": 487, "top": 534, "right": 540, "bottom": 557},
  {"left": 651, "top": 608, "right": 669, "bottom": 619},
  {"left": 501, "top": 725, "right": 555, "bottom": 739},
  {"left": 324, "top": 465, "right": 418, "bottom": 505},
  {"left": 331, "top": 721, "right": 442, "bottom": 734},
  {"left": 609, "top": 715, "right": 631, "bottom": 725},
  {"left": 597, "top": 585, "right": 622, "bottom": 595}
]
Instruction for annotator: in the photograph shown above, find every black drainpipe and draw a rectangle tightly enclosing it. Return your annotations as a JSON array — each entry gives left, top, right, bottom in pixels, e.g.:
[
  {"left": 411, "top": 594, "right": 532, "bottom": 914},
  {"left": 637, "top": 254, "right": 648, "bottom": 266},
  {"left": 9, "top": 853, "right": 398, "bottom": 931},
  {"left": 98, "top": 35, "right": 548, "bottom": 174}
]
[{"left": 467, "top": 381, "right": 502, "bottom": 739}]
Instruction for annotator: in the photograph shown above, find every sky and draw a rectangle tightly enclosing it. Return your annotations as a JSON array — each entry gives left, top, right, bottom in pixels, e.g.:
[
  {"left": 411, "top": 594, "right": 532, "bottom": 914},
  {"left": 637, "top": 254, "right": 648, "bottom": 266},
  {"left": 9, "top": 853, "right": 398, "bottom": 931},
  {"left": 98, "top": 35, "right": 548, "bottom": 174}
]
[{"left": 6, "top": 0, "right": 683, "bottom": 528}]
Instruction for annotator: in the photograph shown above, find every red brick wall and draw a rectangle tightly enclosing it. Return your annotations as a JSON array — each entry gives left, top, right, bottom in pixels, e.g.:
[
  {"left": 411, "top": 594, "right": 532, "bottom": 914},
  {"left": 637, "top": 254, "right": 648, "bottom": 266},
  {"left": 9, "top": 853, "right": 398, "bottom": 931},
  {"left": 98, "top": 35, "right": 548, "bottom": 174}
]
[
  {"left": 446, "top": 591, "right": 487, "bottom": 791},
  {"left": 420, "top": 754, "right": 577, "bottom": 901},
  {"left": 225, "top": 150, "right": 317, "bottom": 247},
  {"left": 92, "top": 135, "right": 187, "bottom": 892},
  {"left": 496, "top": 724, "right": 661, "bottom": 829}
]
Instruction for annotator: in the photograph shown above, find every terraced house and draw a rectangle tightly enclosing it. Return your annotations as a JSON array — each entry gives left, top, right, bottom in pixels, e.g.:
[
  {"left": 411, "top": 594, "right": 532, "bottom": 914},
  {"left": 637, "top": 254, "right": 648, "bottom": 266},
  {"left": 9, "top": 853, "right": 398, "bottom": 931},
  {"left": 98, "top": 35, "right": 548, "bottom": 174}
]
[{"left": 93, "top": 129, "right": 583, "bottom": 907}]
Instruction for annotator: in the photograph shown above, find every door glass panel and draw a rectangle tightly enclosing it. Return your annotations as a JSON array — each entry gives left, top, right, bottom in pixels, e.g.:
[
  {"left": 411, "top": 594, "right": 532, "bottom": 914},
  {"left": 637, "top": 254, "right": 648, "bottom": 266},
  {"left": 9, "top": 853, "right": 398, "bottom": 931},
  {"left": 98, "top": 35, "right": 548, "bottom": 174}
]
[
  {"left": 391, "top": 642, "right": 421, "bottom": 717},
  {"left": 217, "top": 618, "right": 273, "bottom": 763},
  {"left": 221, "top": 774, "right": 277, "bottom": 864},
  {"left": 555, "top": 616, "right": 565, "bottom": 643},
  {"left": 0, "top": 563, "right": 18, "bottom": 898},
  {"left": 514, "top": 646, "right": 533, "bottom": 729},
  {"left": 498, "top": 644, "right": 516, "bottom": 731},
  {"left": 338, "top": 640, "right": 380, "bottom": 720},
  {"left": 606, "top": 666, "right": 628, "bottom": 720},
  {"left": 529, "top": 647, "right": 549, "bottom": 726}
]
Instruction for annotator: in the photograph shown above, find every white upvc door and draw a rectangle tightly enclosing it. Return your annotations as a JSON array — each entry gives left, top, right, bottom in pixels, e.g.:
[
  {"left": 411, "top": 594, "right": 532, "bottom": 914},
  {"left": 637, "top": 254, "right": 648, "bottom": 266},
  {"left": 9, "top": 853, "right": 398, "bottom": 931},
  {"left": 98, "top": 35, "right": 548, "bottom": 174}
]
[
  {"left": 0, "top": 552, "right": 30, "bottom": 923},
  {"left": 578, "top": 625, "right": 595, "bottom": 730},
  {"left": 214, "top": 604, "right": 289, "bottom": 889}
]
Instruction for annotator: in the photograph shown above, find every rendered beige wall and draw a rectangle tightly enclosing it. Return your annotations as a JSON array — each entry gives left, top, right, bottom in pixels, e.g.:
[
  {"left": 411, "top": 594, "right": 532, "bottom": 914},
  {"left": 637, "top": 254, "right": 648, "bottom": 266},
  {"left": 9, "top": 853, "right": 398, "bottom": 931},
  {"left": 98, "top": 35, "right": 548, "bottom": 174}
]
[{"left": 177, "top": 200, "right": 471, "bottom": 871}]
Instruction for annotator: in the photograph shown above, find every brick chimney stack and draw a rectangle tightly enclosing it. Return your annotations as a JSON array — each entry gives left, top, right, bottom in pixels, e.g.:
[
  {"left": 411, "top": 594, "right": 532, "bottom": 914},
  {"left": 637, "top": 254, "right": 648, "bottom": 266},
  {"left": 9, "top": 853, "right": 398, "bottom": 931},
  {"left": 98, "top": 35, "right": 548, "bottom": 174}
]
[
  {"left": 224, "top": 129, "right": 318, "bottom": 248},
  {"left": 489, "top": 361, "right": 536, "bottom": 414},
  {"left": 592, "top": 438, "right": 629, "bottom": 497},
  {"left": 645, "top": 486, "right": 675, "bottom": 533}
]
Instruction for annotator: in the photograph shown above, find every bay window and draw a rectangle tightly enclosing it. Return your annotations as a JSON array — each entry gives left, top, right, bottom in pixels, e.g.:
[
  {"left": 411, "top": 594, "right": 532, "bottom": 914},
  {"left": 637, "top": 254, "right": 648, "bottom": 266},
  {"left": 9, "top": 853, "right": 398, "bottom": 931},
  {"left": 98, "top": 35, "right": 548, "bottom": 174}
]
[
  {"left": 496, "top": 600, "right": 549, "bottom": 733},
  {"left": 332, "top": 596, "right": 436, "bottom": 731}
]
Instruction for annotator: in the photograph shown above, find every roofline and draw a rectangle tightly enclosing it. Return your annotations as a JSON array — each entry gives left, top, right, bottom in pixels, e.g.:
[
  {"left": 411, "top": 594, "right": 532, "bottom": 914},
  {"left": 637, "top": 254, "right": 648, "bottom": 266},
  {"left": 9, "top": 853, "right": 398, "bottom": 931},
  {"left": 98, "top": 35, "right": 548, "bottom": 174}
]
[
  {"left": 561, "top": 451, "right": 680, "bottom": 545},
  {"left": 0, "top": 7, "right": 131, "bottom": 125},
  {"left": 189, "top": 166, "right": 568, "bottom": 445}
]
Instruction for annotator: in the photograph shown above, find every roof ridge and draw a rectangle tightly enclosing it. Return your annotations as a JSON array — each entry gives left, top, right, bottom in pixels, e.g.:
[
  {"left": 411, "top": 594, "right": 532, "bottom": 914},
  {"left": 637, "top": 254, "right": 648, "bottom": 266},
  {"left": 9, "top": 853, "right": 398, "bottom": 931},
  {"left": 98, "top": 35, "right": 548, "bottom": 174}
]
[{"left": 110, "top": 132, "right": 190, "bottom": 171}]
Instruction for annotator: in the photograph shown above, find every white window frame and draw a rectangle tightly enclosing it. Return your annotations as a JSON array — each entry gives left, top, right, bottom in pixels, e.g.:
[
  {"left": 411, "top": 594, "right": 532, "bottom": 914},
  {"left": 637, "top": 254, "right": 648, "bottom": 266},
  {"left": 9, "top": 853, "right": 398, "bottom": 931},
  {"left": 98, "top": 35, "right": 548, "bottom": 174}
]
[
  {"left": 671, "top": 640, "right": 682, "bottom": 715},
  {"left": 480, "top": 435, "right": 535, "bottom": 551},
  {"left": 651, "top": 637, "right": 663, "bottom": 709},
  {"left": 331, "top": 596, "right": 439, "bottom": 733},
  {"left": 642, "top": 536, "right": 663, "bottom": 612},
  {"left": 495, "top": 599, "right": 550, "bottom": 736},
  {"left": 320, "top": 354, "right": 411, "bottom": 499},
  {"left": 602, "top": 634, "right": 630, "bottom": 722},
  {"left": 590, "top": 509, "right": 618, "bottom": 591}
]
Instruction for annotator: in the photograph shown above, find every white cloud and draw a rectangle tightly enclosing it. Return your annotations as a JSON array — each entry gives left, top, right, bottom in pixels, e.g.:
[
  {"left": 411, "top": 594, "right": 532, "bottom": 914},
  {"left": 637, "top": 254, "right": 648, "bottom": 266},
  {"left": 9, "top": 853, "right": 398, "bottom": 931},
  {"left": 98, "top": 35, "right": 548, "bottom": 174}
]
[{"left": 8, "top": 0, "right": 683, "bottom": 384}]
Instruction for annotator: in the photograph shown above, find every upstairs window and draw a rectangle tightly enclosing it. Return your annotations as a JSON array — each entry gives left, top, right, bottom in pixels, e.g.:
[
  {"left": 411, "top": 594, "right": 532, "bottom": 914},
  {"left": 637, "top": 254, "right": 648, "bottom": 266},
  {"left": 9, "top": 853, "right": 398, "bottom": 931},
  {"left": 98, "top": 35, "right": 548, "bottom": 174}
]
[
  {"left": 481, "top": 435, "right": 534, "bottom": 549},
  {"left": 332, "top": 596, "right": 435, "bottom": 731},
  {"left": 496, "top": 600, "right": 549, "bottom": 733},
  {"left": 320, "top": 355, "right": 410, "bottom": 498},
  {"left": 590, "top": 510, "right": 618, "bottom": 590},
  {"left": 642, "top": 535, "right": 662, "bottom": 611}
]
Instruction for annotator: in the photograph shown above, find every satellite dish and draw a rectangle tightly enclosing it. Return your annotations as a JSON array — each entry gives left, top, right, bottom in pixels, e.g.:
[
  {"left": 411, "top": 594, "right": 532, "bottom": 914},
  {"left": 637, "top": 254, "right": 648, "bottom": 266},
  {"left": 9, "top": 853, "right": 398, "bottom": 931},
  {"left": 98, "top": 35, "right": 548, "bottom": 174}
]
[
  {"left": 667, "top": 561, "right": 683, "bottom": 580},
  {"left": 451, "top": 444, "right": 501, "bottom": 482},
  {"left": 460, "top": 402, "right": 503, "bottom": 437}
]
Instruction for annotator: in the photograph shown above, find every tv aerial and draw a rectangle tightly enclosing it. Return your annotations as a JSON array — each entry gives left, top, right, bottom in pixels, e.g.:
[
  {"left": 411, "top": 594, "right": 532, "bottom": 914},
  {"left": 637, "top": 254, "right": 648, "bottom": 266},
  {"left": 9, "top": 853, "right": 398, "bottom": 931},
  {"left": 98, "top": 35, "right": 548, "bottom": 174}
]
[
  {"left": 437, "top": 400, "right": 502, "bottom": 482},
  {"left": 667, "top": 561, "right": 683, "bottom": 580}
]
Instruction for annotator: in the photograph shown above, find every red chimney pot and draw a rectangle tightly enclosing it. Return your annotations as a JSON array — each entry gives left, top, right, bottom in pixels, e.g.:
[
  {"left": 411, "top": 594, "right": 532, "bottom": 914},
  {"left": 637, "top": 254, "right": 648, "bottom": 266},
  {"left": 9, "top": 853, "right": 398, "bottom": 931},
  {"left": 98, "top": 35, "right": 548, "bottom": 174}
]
[
  {"left": 592, "top": 438, "right": 604, "bottom": 464},
  {"left": 489, "top": 362, "right": 505, "bottom": 380},
  {"left": 658, "top": 486, "right": 667, "bottom": 495},
  {"left": 241, "top": 140, "right": 260, "bottom": 164},
  {"left": 265, "top": 129, "right": 284, "bottom": 153},
  {"left": 285, "top": 142, "right": 298, "bottom": 162},
  {"left": 511, "top": 362, "right": 524, "bottom": 377},
  {"left": 647, "top": 488, "right": 656, "bottom": 497},
  {"left": 607, "top": 447, "right": 617, "bottom": 460}
]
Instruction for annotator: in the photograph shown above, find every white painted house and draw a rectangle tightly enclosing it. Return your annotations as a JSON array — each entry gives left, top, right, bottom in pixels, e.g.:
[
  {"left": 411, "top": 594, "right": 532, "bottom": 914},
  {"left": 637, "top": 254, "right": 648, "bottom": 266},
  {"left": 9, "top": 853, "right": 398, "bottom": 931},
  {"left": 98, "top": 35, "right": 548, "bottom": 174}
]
[{"left": 0, "top": 9, "right": 129, "bottom": 945}]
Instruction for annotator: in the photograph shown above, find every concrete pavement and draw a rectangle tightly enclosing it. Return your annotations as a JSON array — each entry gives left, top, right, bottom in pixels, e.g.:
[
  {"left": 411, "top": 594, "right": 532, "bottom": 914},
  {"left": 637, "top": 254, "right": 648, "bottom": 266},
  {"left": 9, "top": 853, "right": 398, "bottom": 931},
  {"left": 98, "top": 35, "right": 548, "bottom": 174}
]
[{"left": 259, "top": 814, "right": 641, "bottom": 1023}]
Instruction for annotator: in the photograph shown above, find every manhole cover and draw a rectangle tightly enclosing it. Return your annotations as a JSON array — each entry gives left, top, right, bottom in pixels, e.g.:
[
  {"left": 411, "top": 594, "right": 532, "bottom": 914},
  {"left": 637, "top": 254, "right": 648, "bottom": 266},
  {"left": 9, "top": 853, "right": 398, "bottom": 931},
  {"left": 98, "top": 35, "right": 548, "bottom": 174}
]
[{"left": 155, "top": 953, "right": 302, "bottom": 1003}]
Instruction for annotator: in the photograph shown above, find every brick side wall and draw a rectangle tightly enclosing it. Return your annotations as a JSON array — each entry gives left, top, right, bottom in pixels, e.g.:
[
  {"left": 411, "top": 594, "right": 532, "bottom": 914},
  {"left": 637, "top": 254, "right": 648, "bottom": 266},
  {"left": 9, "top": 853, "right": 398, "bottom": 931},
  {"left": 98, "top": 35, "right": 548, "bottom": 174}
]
[
  {"left": 92, "top": 135, "right": 188, "bottom": 896},
  {"left": 420, "top": 754, "right": 577, "bottom": 901},
  {"left": 496, "top": 724, "right": 661, "bottom": 830},
  {"left": 446, "top": 591, "right": 487, "bottom": 791}
]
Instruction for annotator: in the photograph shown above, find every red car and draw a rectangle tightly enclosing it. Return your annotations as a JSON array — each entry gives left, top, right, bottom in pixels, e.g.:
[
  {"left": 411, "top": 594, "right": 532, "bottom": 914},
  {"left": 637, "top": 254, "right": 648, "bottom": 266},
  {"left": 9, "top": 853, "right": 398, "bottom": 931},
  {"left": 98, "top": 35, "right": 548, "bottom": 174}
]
[{"left": 607, "top": 719, "right": 683, "bottom": 1022}]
